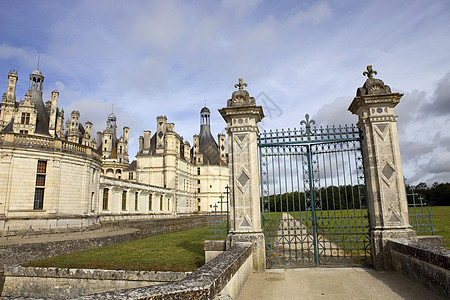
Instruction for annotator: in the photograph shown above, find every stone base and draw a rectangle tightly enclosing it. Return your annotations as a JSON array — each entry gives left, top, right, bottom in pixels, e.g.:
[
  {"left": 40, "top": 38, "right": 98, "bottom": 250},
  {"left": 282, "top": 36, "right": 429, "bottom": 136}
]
[
  {"left": 416, "top": 235, "right": 445, "bottom": 247},
  {"left": 226, "top": 232, "right": 266, "bottom": 272},
  {"left": 371, "top": 228, "right": 416, "bottom": 270},
  {"left": 204, "top": 240, "right": 226, "bottom": 263}
]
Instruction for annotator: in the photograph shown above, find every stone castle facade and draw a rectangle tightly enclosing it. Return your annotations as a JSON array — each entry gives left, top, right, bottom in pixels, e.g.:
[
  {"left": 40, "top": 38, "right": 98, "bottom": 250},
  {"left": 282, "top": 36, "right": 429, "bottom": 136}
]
[{"left": 0, "top": 67, "right": 229, "bottom": 234}]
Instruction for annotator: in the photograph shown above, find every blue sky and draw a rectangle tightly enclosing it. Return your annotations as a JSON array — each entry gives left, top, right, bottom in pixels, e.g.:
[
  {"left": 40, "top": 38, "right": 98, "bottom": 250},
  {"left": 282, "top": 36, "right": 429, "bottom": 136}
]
[{"left": 1, "top": 0, "right": 449, "bottom": 185}]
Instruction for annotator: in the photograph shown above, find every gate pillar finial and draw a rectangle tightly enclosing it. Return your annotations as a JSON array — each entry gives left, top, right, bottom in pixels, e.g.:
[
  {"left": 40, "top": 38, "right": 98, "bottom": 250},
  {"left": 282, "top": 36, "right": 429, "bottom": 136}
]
[
  {"left": 219, "top": 78, "right": 266, "bottom": 272},
  {"left": 349, "top": 66, "right": 416, "bottom": 270}
]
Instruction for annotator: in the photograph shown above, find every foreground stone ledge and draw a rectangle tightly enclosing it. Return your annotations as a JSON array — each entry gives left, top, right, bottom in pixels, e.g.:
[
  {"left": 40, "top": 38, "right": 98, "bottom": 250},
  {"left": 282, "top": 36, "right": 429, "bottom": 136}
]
[
  {"left": 386, "top": 238, "right": 450, "bottom": 298},
  {"left": 1, "top": 267, "right": 189, "bottom": 298},
  {"left": 75, "top": 242, "right": 253, "bottom": 300},
  {"left": 4, "top": 266, "right": 189, "bottom": 282}
]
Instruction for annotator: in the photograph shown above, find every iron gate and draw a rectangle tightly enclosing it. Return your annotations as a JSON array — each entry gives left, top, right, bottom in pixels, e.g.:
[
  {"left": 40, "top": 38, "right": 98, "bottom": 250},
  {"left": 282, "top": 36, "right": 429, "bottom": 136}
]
[{"left": 258, "top": 115, "right": 371, "bottom": 268}]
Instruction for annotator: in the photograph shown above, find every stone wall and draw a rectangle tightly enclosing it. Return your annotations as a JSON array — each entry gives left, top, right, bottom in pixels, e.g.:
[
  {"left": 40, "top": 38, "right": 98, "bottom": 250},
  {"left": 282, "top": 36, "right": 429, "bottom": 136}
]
[
  {"left": 100, "top": 214, "right": 208, "bottom": 237},
  {"left": 2, "top": 266, "right": 188, "bottom": 298},
  {"left": 77, "top": 242, "right": 253, "bottom": 300},
  {"left": 387, "top": 238, "right": 450, "bottom": 298},
  {"left": 1, "top": 241, "right": 252, "bottom": 299},
  {"left": 0, "top": 215, "right": 208, "bottom": 268}
]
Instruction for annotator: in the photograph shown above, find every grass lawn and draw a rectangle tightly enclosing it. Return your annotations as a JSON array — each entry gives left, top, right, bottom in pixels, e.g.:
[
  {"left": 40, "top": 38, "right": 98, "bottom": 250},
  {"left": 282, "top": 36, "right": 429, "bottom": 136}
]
[
  {"left": 23, "top": 226, "right": 210, "bottom": 272},
  {"left": 23, "top": 207, "right": 449, "bottom": 272},
  {"left": 422, "top": 206, "right": 450, "bottom": 249},
  {"left": 263, "top": 206, "right": 450, "bottom": 249}
]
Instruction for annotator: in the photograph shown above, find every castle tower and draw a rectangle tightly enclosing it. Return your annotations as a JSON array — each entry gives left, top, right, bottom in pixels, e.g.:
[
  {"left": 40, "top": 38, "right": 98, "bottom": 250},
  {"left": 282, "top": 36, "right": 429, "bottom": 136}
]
[
  {"left": 107, "top": 112, "right": 117, "bottom": 139},
  {"left": 123, "top": 126, "right": 129, "bottom": 157},
  {"left": 28, "top": 66, "right": 44, "bottom": 99},
  {"left": 83, "top": 121, "right": 93, "bottom": 146},
  {"left": 56, "top": 109, "right": 65, "bottom": 138},
  {"left": 5, "top": 70, "right": 18, "bottom": 102},
  {"left": 156, "top": 115, "right": 167, "bottom": 154},
  {"left": 67, "top": 111, "right": 80, "bottom": 143},
  {"left": 0, "top": 70, "right": 19, "bottom": 130},
  {"left": 48, "top": 90, "right": 59, "bottom": 137},
  {"left": 201, "top": 106, "right": 210, "bottom": 126},
  {"left": 28, "top": 66, "right": 50, "bottom": 135}
]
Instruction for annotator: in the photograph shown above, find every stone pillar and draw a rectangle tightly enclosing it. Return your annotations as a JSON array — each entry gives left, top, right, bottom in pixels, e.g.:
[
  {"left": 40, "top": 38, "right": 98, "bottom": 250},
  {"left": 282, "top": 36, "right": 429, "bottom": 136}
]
[
  {"left": 349, "top": 66, "right": 416, "bottom": 270},
  {"left": 219, "top": 77, "right": 266, "bottom": 272}
]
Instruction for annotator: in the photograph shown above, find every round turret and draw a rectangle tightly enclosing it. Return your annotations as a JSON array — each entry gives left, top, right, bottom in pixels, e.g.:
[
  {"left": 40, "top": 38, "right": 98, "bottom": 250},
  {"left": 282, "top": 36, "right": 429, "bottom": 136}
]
[
  {"left": 31, "top": 69, "right": 43, "bottom": 76},
  {"left": 200, "top": 106, "right": 210, "bottom": 126},
  {"left": 201, "top": 106, "right": 210, "bottom": 114},
  {"left": 29, "top": 67, "right": 44, "bottom": 92},
  {"left": 108, "top": 112, "right": 117, "bottom": 122}
]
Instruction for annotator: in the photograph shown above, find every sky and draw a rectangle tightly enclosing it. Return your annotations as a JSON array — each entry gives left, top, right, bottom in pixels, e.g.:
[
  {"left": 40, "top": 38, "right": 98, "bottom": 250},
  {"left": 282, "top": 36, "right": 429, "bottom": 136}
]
[{"left": 0, "top": 0, "right": 449, "bottom": 186}]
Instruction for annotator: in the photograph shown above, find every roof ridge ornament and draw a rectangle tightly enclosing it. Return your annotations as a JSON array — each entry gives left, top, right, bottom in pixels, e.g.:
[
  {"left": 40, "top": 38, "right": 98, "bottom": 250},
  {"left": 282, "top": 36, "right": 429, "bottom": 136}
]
[
  {"left": 363, "top": 65, "right": 377, "bottom": 79},
  {"left": 234, "top": 77, "right": 248, "bottom": 90}
]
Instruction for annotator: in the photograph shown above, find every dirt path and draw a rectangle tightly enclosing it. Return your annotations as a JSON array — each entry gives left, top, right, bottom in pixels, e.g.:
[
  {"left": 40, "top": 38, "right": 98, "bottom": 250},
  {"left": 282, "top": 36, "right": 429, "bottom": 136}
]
[{"left": 275, "top": 212, "right": 344, "bottom": 259}]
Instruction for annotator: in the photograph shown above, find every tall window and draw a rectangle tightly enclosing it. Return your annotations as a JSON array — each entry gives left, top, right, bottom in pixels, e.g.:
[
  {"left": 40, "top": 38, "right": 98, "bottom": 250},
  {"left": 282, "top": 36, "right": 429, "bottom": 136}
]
[
  {"left": 21, "top": 112, "right": 30, "bottom": 125},
  {"left": 160, "top": 195, "right": 164, "bottom": 211},
  {"left": 102, "top": 188, "right": 109, "bottom": 210},
  {"left": 91, "top": 192, "right": 95, "bottom": 212},
  {"left": 135, "top": 192, "right": 139, "bottom": 211},
  {"left": 129, "top": 172, "right": 134, "bottom": 180},
  {"left": 122, "top": 191, "right": 127, "bottom": 210},
  {"left": 34, "top": 160, "right": 47, "bottom": 210},
  {"left": 149, "top": 194, "right": 153, "bottom": 211},
  {"left": 197, "top": 167, "right": 200, "bottom": 175}
]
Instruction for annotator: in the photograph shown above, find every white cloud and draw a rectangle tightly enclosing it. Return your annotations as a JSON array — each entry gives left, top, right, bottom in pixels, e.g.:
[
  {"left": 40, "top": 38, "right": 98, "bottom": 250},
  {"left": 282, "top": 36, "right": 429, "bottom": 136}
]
[
  {"left": 221, "top": 0, "right": 262, "bottom": 15},
  {"left": 286, "top": 1, "right": 332, "bottom": 25}
]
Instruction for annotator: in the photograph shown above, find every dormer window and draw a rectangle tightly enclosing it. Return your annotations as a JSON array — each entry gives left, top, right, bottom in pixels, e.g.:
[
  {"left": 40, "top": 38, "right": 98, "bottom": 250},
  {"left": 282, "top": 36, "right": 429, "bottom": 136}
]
[{"left": 21, "top": 112, "right": 30, "bottom": 125}]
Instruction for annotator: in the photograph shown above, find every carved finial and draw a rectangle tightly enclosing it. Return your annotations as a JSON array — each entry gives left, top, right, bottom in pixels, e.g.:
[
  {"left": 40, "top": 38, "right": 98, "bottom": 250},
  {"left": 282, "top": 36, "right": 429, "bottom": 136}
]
[
  {"left": 37, "top": 56, "right": 40, "bottom": 70},
  {"left": 363, "top": 65, "right": 377, "bottom": 79},
  {"left": 234, "top": 77, "right": 248, "bottom": 90}
]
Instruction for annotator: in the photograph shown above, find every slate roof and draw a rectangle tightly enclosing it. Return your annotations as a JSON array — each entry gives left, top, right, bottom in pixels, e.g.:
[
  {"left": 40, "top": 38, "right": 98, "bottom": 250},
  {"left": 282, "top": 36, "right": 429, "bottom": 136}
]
[
  {"left": 198, "top": 123, "right": 220, "bottom": 166},
  {"left": 30, "top": 91, "right": 50, "bottom": 136},
  {"left": 124, "top": 160, "right": 137, "bottom": 171},
  {"left": 1, "top": 119, "right": 14, "bottom": 132}
]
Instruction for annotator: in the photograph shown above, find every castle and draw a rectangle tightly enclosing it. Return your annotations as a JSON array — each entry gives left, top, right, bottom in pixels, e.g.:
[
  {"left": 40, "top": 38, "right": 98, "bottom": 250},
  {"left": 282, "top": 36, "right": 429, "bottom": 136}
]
[{"left": 0, "top": 67, "right": 229, "bottom": 234}]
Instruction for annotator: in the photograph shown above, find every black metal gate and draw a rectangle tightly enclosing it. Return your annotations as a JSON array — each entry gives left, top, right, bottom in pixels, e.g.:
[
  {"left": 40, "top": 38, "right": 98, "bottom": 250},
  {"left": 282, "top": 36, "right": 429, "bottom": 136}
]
[{"left": 258, "top": 115, "right": 371, "bottom": 268}]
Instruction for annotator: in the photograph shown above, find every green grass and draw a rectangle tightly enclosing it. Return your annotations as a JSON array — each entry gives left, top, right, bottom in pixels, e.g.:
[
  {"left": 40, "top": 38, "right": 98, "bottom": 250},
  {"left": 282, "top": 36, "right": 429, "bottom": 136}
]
[
  {"left": 23, "top": 226, "right": 210, "bottom": 272},
  {"left": 22, "top": 207, "right": 449, "bottom": 272},
  {"left": 419, "top": 206, "right": 450, "bottom": 249},
  {"left": 264, "top": 207, "right": 450, "bottom": 249}
]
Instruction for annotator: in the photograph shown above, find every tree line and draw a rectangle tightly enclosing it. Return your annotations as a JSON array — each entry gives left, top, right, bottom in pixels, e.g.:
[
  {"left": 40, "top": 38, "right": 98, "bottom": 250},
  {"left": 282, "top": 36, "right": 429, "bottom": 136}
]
[
  {"left": 261, "top": 185, "right": 367, "bottom": 212},
  {"left": 406, "top": 182, "right": 450, "bottom": 206},
  {"left": 260, "top": 182, "right": 450, "bottom": 212}
]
